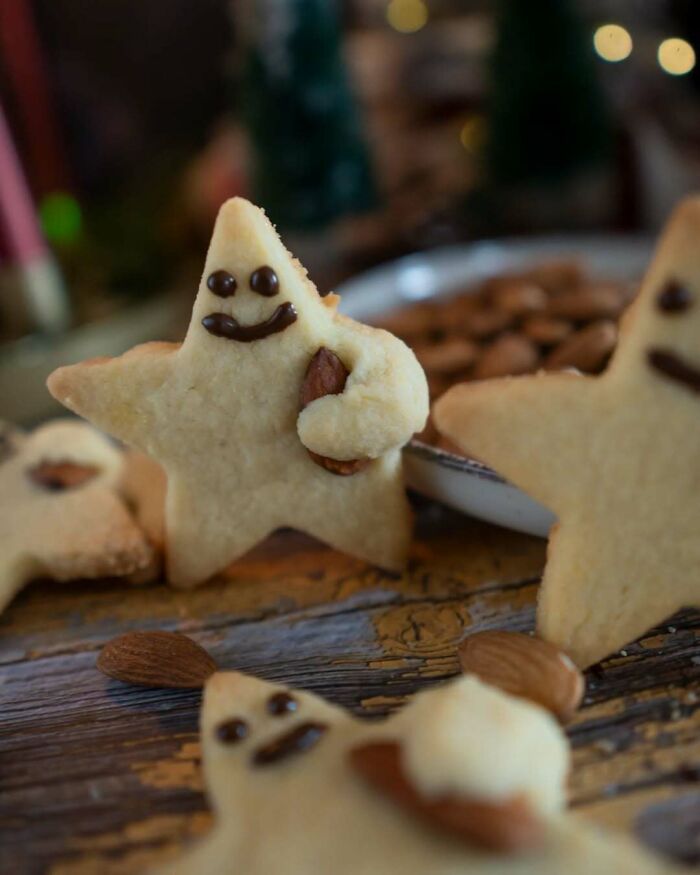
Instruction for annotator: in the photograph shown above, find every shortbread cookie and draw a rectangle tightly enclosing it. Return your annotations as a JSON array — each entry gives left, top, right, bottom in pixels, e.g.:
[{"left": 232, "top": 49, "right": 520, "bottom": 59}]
[
  {"left": 0, "top": 420, "right": 157, "bottom": 614},
  {"left": 48, "top": 198, "right": 429, "bottom": 586},
  {"left": 148, "top": 669, "right": 674, "bottom": 874},
  {"left": 434, "top": 196, "right": 700, "bottom": 667},
  {"left": 120, "top": 450, "right": 167, "bottom": 549}
]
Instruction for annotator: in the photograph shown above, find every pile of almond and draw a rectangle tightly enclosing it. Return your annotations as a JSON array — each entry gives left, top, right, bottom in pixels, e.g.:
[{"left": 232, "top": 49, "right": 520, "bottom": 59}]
[{"left": 374, "top": 260, "right": 637, "bottom": 448}]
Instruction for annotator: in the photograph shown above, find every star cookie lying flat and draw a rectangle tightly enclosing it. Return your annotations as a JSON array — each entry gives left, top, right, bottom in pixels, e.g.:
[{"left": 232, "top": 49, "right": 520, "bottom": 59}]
[
  {"left": 0, "top": 420, "right": 157, "bottom": 615},
  {"left": 48, "top": 198, "right": 429, "bottom": 586},
  {"left": 434, "top": 197, "right": 700, "bottom": 667},
  {"left": 98, "top": 653, "right": 669, "bottom": 873}
]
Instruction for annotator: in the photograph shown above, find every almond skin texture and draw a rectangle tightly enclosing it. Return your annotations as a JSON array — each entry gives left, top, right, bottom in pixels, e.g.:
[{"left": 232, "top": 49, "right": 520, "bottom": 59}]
[
  {"left": 349, "top": 741, "right": 543, "bottom": 853},
  {"left": 97, "top": 631, "right": 218, "bottom": 689},
  {"left": 458, "top": 631, "right": 584, "bottom": 724},
  {"left": 300, "top": 348, "right": 369, "bottom": 476}
]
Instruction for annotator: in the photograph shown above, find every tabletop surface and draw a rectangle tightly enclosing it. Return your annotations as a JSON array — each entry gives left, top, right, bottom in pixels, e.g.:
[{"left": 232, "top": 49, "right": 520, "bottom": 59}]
[{"left": 1, "top": 501, "right": 699, "bottom": 874}]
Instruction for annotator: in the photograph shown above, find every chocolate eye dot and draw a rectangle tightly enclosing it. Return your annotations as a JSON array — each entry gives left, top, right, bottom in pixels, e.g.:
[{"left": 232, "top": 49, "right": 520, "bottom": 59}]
[
  {"left": 656, "top": 280, "right": 692, "bottom": 313},
  {"left": 250, "top": 266, "right": 279, "bottom": 297},
  {"left": 207, "top": 270, "right": 237, "bottom": 298},
  {"left": 215, "top": 718, "right": 249, "bottom": 744},
  {"left": 267, "top": 692, "right": 298, "bottom": 716}
]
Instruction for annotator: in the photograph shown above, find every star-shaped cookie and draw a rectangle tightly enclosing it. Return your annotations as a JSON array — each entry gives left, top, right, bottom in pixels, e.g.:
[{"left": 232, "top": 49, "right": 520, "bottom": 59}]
[
  {"left": 0, "top": 420, "right": 157, "bottom": 614},
  {"left": 48, "top": 198, "right": 429, "bottom": 586},
  {"left": 148, "top": 669, "right": 673, "bottom": 874},
  {"left": 434, "top": 197, "right": 700, "bottom": 667}
]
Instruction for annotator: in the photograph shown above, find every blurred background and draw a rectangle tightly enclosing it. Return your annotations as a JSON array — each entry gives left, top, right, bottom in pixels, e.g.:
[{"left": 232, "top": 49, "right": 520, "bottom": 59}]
[{"left": 2, "top": 0, "right": 700, "bottom": 420}]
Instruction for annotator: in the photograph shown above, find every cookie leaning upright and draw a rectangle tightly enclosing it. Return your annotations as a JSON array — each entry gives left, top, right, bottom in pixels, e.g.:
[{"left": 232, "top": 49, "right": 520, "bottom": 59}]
[
  {"left": 434, "top": 197, "right": 700, "bottom": 668},
  {"left": 0, "top": 420, "right": 157, "bottom": 614},
  {"left": 49, "top": 198, "right": 429, "bottom": 586}
]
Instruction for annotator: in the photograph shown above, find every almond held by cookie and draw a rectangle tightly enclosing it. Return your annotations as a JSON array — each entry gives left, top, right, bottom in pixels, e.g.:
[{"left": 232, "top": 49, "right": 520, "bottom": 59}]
[
  {"left": 0, "top": 419, "right": 157, "bottom": 615},
  {"left": 134, "top": 650, "right": 673, "bottom": 874},
  {"left": 434, "top": 196, "right": 700, "bottom": 667},
  {"left": 458, "top": 631, "right": 584, "bottom": 724},
  {"left": 300, "top": 348, "right": 368, "bottom": 476},
  {"left": 48, "top": 198, "right": 429, "bottom": 585},
  {"left": 97, "top": 630, "right": 217, "bottom": 688}
]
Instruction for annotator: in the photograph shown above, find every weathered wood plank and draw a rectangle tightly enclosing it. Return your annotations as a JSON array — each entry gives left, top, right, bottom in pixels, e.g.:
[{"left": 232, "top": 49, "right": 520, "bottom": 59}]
[{"left": 0, "top": 506, "right": 698, "bottom": 874}]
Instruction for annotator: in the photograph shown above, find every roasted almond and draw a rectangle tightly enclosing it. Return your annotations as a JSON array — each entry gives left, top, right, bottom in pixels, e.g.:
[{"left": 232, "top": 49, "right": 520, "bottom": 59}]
[
  {"left": 545, "top": 320, "right": 617, "bottom": 372},
  {"left": 492, "top": 281, "right": 548, "bottom": 317},
  {"left": 349, "top": 741, "right": 543, "bottom": 852},
  {"left": 414, "top": 338, "right": 479, "bottom": 374},
  {"left": 473, "top": 334, "right": 540, "bottom": 380},
  {"left": 97, "top": 631, "right": 218, "bottom": 689},
  {"left": 458, "top": 631, "right": 584, "bottom": 724},
  {"left": 547, "top": 285, "right": 625, "bottom": 320},
  {"left": 463, "top": 308, "right": 512, "bottom": 340},
  {"left": 300, "top": 348, "right": 369, "bottom": 476},
  {"left": 521, "top": 316, "right": 572, "bottom": 346}
]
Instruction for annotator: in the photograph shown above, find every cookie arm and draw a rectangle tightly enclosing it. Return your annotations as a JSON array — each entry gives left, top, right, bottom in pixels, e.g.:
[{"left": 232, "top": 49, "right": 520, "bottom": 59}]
[
  {"left": 433, "top": 373, "right": 594, "bottom": 513},
  {"left": 296, "top": 329, "right": 429, "bottom": 460},
  {"left": 47, "top": 342, "right": 178, "bottom": 450}
]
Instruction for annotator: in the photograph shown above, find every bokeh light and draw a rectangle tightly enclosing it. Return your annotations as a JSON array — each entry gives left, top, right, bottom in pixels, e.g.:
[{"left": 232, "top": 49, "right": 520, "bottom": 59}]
[
  {"left": 593, "top": 24, "right": 633, "bottom": 63},
  {"left": 39, "top": 192, "right": 82, "bottom": 245},
  {"left": 658, "top": 38, "right": 696, "bottom": 76},
  {"left": 460, "top": 116, "right": 486, "bottom": 155},
  {"left": 386, "top": 0, "right": 428, "bottom": 35}
]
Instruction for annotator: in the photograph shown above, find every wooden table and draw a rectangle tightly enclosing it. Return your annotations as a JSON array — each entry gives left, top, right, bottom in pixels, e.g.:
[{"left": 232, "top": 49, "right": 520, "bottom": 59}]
[{"left": 1, "top": 501, "right": 699, "bottom": 874}]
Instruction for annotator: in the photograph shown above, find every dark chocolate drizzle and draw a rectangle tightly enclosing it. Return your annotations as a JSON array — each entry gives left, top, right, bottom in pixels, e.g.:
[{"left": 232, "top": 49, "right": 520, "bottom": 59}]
[
  {"left": 647, "top": 348, "right": 700, "bottom": 394},
  {"left": 202, "top": 302, "right": 297, "bottom": 342},
  {"left": 207, "top": 270, "right": 237, "bottom": 298},
  {"left": 656, "top": 281, "right": 692, "bottom": 313},
  {"left": 267, "top": 692, "right": 298, "bottom": 716},
  {"left": 215, "top": 718, "right": 249, "bottom": 744},
  {"left": 253, "top": 721, "right": 327, "bottom": 766},
  {"left": 250, "top": 265, "right": 279, "bottom": 297}
]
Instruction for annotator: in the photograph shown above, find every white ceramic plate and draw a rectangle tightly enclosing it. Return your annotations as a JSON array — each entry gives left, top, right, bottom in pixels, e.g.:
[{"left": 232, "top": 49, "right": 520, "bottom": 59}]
[{"left": 338, "top": 236, "right": 652, "bottom": 538}]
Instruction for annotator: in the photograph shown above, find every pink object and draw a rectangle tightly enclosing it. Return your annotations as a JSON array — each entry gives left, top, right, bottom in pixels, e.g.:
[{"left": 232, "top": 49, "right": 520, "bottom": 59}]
[{"left": 0, "top": 103, "right": 47, "bottom": 265}]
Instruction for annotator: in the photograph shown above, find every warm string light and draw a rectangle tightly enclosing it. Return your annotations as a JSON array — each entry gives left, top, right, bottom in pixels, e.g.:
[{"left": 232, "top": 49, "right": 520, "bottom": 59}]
[
  {"left": 658, "top": 37, "right": 696, "bottom": 76},
  {"left": 593, "top": 24, "right": 633, "bottom": 62},
  {"left": 459, "top": 116, "right": 485, "bottom": 155},
  {"left": 386, "top": 0, "right": 428, "bottom": 34}
]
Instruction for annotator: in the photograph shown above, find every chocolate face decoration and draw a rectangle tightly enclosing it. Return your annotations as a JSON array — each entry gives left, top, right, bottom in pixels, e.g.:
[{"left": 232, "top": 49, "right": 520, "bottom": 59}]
[
  {"left": 647, "top": 281, "right": 700, "bottom": 393},
  {"left": 203, "top": 265, "right": 297, "bottom": 342}
]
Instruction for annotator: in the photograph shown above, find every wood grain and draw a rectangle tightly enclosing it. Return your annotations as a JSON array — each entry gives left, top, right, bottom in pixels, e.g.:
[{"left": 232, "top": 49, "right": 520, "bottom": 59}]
[{"left": 0, "top": 503, "right": 698, "bottom": 874}]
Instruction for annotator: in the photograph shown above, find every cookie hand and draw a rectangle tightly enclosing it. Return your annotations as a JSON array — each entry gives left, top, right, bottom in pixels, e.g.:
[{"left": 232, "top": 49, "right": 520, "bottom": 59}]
[{"left": 297, "top": 334, "right": 429, "bottom": 460}]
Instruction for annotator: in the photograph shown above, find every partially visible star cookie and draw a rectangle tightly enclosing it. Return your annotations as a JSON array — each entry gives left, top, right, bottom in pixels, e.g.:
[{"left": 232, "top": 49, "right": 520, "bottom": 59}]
[
  {"left": 434, "top": 197, "right": 700, "bottom": 667},
  {"left": 148, "top": 670, "right": 674, "bottom": 875},
  {"left": 48, "top": 198, "right": 429, "bottom": 586},
  {"left": 0, "top": 420, "right": 158, "bottom": 614}
]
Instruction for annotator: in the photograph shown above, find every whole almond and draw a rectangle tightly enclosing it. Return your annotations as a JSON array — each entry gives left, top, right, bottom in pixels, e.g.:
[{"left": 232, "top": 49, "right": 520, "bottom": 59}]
[
  {"left": 547, "top": 284, "right": 625, "bottom": 320},
  {"left": 545, "top": 320, "right": 617, "bottom": 372},
  {"left": 523, "top": 260, "right": 583, "bottom": 294},
  {"left": 521, "top": 316, "right": 572, "bottom": 346},
  {"left": 300, "top": 348, "right": 368, "bottom": 476},
  {"left": 415, "top": 338, "right": 478, "bottom": 375},
  {"left": 350, "top": 741, "right": 543, "bottom": 852},
  {"left": 97, "top": 631, "right": 218, "bottom": 689},
  {"left": 458, "top": 631, "right": 584, "bottom": 724},
  {"left": 464, "top": 308, "right": 512, "bottom": 340},
  {"left": 473, "top": 334, "right": 540, "bottom": 380},
  {"left": 492, "top": 281, "right": 548, "bottom": 317}
]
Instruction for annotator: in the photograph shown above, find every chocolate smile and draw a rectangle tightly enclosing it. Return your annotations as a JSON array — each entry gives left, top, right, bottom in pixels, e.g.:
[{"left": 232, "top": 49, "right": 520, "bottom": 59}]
[
  {"left": 202, "top": 302, "right": 298, "bottom": 343},
  {"left": 647, "top": 347, "right": 700, "bottom": 394}
]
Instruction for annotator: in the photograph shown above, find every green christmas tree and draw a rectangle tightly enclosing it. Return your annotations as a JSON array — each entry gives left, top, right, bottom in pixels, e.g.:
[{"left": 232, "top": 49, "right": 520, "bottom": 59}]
[
  {"left": 237, "top": 0, "right": 376, "bottom": 230},
  {"left": 486, "top": 0, "right": 611, "bottom": 187}
]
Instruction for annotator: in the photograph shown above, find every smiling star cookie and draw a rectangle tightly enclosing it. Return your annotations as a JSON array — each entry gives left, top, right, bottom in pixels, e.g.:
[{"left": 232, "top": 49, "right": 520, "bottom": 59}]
[
  {"left": 0, "top": 420, "right": 157, "bottom": 615},
  {"left": 48, "top": 198, "right": 429, "bottom": 586},
  {"left": 434, "top": 196, "right": 700, "bottom": 668},
  {"left": 110, "top": 661, "right": 670, "bottom": 873}
]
